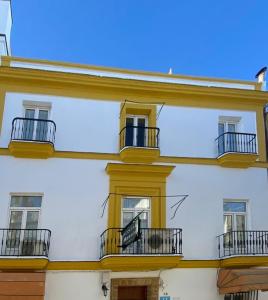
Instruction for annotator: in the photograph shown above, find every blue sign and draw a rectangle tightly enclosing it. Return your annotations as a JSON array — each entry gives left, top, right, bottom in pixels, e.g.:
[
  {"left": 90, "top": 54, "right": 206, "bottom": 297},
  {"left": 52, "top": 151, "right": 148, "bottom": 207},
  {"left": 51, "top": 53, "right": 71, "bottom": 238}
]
[{"left": 160, "top": 297, "right": 170, "bottom": 300}]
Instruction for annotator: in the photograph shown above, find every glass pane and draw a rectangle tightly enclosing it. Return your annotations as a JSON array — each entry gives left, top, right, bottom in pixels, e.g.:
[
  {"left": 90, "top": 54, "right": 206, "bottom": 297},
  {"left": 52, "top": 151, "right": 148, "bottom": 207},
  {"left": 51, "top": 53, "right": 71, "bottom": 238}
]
[
  {"left": 139, "top": 212, "right": 149, "bottom": 228},
  {"left": 224, "top": 215, "right": 233, "bottom": 233},
  {"left": 218, "top": 123, "right": 225, "bottom": 135},
  {"left": 7, "top": 211, "right": 23, "bottom": 250},
  {"left": 38, "top": 110, "right": 48, "bottom": 120},
  {"left": 218, "top": 123, "right": 225, "bottom": 155},
  {"left": 11, "top": 196, "right": 42, "bottom": 208},
  {"left": 125, "top": 117, "right": 134, "bottom": 146},
  {"left": 24, "top": 211, "right": 39, "bottom": 240},
  {"left": 25, "top": 109, "right": 35, "bottom": 119},
  {"left": 224, "top": 202, "right": 246, "bottom": 213},
  {"left": 23, "top": 109, "right": 35, "bottom": 140},
  {"left": 36, "top": 110, "right": 48, "bottom": 141},
  {"left": 137, "top": 118, "right": 146, "bottom": 147},
  {"left": 123, "top": 198, "right": 150, "bottom": 209},
  {"left": 228, "top": 123, "right": 236, "bottom": 132},
  {"left": 25, "top": 211, "right": 39, "bottom": 229},
  {"left": 122, "top": 212, "right": 134, "bottom": 227},
  {"left": 9, "top": 211, "right": 23, "bottom": 229},
  {"left": 236, "top": 215, "right": 246, "bottom": 231}
]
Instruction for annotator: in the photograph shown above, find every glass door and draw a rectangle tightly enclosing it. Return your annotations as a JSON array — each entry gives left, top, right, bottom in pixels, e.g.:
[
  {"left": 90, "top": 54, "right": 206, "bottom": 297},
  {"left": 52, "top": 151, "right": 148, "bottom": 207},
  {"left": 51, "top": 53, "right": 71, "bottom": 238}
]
[
  {"left": 125, "top": 115, "right": 147, "bottom": 147},
  {"left": 23, "top": 108, "right": 49, "bottom": 141},
  {"left": 7, "top": 210, "right": 39, "bottom": 255},
  {"left": 218, "top": 122, "right": 237, "bottom": 154},
  {"left": 23, "top": 109, "right": 35, "bottom": 140},
  {"left": 223, "top": 201, "right": 247, "bottom": 252},
  {"left": 121, "top": 197, "right": 151, "bottom": 254},
  {"left": 36, "top": 110, "right": 49, "bottom": 141}
]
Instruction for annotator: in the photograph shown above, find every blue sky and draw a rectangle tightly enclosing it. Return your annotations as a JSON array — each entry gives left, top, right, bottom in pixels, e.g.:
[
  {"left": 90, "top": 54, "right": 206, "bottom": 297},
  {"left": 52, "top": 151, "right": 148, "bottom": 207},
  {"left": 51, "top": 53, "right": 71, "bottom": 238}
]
[{"left": 12, "top": 0, "right": 268, "bottom": 80}]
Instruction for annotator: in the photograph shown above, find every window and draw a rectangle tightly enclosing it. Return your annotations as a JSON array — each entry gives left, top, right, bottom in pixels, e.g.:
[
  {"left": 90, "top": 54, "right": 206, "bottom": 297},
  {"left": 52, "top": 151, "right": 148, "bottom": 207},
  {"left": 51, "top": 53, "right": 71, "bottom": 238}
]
[
  {"left": 125, "top": 115, "right": 148, "bottom": 147},
  {"left": 224, "top": 291, "right": 258, "bottom": 300},
  {"left": 23, "top": 107, "right": 49, "bottom": 141},
  {"left": 122, "top": 197, "right": 151, "bottom": 228},
  {"left": 7, "top": 195, "right": 42, "bottom": 253},
  {"left": 223, "top": 201, "right": 247, "bottom": 248}
]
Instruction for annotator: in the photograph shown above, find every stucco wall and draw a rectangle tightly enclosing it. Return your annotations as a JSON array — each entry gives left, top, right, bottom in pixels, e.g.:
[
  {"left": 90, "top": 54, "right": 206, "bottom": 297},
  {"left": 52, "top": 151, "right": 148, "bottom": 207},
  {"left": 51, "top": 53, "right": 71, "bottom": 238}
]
[
  {"left": 0, "top": 92, "right": 257, "bottom": 158},
  {"left": 0, "top": 156, "right": 267, "bottom": 261}
]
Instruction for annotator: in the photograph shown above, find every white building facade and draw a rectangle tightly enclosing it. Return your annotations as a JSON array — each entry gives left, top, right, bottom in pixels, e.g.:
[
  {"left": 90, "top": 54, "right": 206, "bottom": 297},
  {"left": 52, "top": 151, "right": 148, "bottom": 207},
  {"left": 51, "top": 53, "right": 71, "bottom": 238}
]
[{"left": 1, "top": 1, "right": 268, "bottom": 299}]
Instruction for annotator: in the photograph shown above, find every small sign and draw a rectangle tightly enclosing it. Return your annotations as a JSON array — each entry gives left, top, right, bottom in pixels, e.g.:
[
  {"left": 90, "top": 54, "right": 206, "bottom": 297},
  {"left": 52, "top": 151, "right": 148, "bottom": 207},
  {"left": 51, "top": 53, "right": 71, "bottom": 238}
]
[
  {"left": 121, "top": 215, "right": 141, "bottom": 249},
  {"left": 160, "top": 297, "right": 170, "bottom": 300}
]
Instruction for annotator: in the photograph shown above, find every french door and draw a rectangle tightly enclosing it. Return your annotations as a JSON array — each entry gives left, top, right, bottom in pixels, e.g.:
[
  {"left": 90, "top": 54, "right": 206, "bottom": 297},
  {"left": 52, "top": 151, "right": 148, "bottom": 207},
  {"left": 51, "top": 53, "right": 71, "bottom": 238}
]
[
  {"left": 125, "top": 115, "right": 148, "bottom": 147},
  {"left": 121, "top": 197, "right": 151, "bottom": 254},
  {"left": 7, "top": 209, "right": 39, "bottom": 254},
  {"left": 218, "top": 122, "right": 237, "bottom": 154},
  {"left": 23, "top": 108, "right": 49, "bottom": 141},
  {"left": 223, "top": 201, "right": 247, "bottom": 250}
]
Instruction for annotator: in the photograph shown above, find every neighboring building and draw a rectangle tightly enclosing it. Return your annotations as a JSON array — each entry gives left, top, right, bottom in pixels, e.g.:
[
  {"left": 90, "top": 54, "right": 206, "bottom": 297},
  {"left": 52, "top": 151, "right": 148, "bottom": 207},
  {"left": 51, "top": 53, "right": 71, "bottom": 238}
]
[{"left": 0, "top": 1, "right": 268, "bottom": 299}]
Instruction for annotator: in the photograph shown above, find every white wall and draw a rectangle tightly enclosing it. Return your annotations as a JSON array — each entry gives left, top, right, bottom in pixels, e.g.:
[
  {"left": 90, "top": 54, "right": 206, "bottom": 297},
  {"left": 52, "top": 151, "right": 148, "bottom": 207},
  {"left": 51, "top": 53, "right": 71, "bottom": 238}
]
[
  {"left": 0, "top": 93, "right": 257, "bottom": 158},
  {"left": 167, "top": 164, "right": 268, "bottom": 259},
  {"left": 45, "top": 271, "right": 103, "bottom": 300},
  {"left": 0, "top": 156, "right": 113, "bottom": 260},
  {"left": 0, "top": 93, "right": 120, "bottom": 153},
  {"left": 158, "top": 106, "right": 257, "bottom": 157},
  {"left": 45, "top": 269, "right": 223, "bottom": 300},
  {"left": 0, "top": 156, "right": 267, "bottom": 261},
  {"left": 45, "top": 270, "right": 268, "bottom": 300}
]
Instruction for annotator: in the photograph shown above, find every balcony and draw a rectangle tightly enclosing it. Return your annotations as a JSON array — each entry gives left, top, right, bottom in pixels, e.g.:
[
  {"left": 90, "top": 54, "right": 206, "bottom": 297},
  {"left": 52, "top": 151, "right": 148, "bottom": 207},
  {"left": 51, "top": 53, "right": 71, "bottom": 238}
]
[
  {"left": 100, "top": 228, "right": 182, "bottom": 271},
  {"left": 8, "top": 117, "right": 56, "bottom": 158},
  {"left": 215, "top": 132, "right": 258, "bottom": 168},
  {"left": 217, "top": 231, "right": 268, "bottom": 267},
  {"left": 0, "top": 229, "right": 51, "bottom": 269},
  {"left": 119, "top": 126, "right": 160, "bottom": 163}
]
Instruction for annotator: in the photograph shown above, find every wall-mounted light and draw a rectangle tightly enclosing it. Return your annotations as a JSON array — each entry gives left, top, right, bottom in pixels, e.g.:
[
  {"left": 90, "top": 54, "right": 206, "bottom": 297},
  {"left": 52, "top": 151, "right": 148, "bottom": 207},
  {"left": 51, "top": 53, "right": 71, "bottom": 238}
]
[{"left": 102, "top": 283, "right": 109, "bottom": 297}]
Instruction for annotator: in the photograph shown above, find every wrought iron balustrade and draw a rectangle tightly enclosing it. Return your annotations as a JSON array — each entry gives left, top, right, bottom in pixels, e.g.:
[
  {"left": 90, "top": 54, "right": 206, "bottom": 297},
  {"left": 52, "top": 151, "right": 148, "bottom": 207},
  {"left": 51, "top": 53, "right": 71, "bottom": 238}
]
[
  {"left": 224, "top": 291, "right": 258, "bottom": 300},
  {"left": 218, "top": 230, "right": 268, "bottom": 258},
  {"left": 119, "top": 126, "right": 160, "bottom": 150},
  {"left": 215, "top": 132, "right": 257, "bottom": 156},
  {"left": 11, "top": 117, "right": 56, "bottom": 144},
  {"left": 0, "top": 229, "right": 51, "bottom": 257},
  {"left": 100, "top": 227, "right": 182, "bottom": 258}
]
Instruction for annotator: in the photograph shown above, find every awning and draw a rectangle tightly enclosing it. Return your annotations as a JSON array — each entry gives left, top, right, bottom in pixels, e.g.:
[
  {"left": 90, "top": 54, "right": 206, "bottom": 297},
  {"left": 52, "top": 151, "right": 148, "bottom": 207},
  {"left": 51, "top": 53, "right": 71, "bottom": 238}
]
[{"left": 218, "top": 268, "right": 268, "bottom": 294}]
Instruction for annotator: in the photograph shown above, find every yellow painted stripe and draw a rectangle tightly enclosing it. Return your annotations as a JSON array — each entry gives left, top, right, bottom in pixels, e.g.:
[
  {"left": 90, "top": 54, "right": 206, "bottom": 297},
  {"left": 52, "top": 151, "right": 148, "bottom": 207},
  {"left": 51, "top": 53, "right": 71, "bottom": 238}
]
[{"left": 1, "top": 148, "right": 267, "bottom": 168}]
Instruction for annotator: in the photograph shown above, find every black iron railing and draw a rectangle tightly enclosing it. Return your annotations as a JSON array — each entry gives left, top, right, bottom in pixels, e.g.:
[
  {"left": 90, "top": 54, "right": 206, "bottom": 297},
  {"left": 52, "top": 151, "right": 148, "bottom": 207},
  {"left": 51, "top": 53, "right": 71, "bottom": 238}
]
[
  {"left": 0, "top": 229, "right": 51, "bottom": 257},
  {"left": 218, "top": 231, "right": 268, "bottom": 258},
  {"left": 11, "top": 117, "right": 56, "bottom": 145},
  {"left": 100, "top": 228, "right": 182, "bottom": 258},
  {"left": 215, "top": 132, "right": 257, "bottom": 156},
  {"left": 224, "top": 291, "right": 258, "bottom": 300},
  {"left": 119, "top": 126, "right": 160, "bottom": 150}
]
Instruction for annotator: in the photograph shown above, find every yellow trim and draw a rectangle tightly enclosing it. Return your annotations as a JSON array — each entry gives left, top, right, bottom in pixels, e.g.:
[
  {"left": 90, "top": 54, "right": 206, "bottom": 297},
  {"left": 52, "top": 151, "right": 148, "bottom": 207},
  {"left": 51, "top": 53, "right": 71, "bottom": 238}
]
[
  {"left": 119, "top": 147, "right": 160, "bottom": 163},
  {"left": 8, "top": 141, "right": 54, "bottom": 159},
  {"left": 0, "top": 258, "right": 49, "bottom": 269},
  {"left": 0, "top": 67, "right": 266, "bottom": 111},
  {"left": 100, "top": 256, "right": 183, "bottom": 271},
  {"left": 3, "top": 56, "right": 256, "bottom": 87},
  {"left": 1, "top": 148, "right": 268, "bottom": 168},
  {"left": 217, "top": 153, "right": 259, "bottom": 168},
  {"left": 220, "top": 256, "right": 268, "bottom": 268},
  {"left": 1, "top": 258, "right": 267, "bottom": 271},
  {"left": 47, "top": 261, "right": 101, "bottom": 270},
  {"left": 178, "top": 260, "right": 220, "bottom": 268},
  {"left": 106, "top": 163, "right": 174, "bottom": 228},
  {"left": 120, "top": 103, "right": 157, "bottom": 131},
  {"left": 0, "top": 88, "right": 5, "bottom": 135},
  {"left": 256, "top": 106, "right": 266, "bottom": 162}
]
